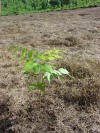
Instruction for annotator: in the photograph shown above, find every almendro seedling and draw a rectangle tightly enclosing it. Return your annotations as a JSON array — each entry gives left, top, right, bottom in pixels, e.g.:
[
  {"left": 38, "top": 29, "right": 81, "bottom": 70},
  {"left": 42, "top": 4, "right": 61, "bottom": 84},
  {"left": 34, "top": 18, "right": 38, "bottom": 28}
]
[{"left": 9, "top": 45, "right": 70, "bottom": 92}]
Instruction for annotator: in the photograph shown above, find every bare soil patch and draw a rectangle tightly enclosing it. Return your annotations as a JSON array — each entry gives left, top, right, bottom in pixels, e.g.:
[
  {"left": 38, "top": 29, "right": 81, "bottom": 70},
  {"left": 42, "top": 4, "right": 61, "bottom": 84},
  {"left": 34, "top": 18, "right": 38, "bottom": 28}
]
[{"left": 0, "top": 7, "right": 100, "bottom": 133}]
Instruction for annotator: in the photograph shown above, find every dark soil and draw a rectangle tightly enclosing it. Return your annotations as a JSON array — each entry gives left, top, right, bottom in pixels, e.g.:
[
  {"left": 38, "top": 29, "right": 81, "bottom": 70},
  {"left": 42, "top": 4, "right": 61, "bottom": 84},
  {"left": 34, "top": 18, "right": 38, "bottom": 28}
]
[{"left": 0, "top": 7, "right": 100, "bottom": 133}]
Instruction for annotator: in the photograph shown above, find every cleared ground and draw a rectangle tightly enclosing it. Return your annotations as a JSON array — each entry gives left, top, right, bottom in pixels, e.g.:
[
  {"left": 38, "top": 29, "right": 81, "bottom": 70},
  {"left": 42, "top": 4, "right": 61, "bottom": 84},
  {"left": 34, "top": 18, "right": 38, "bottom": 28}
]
[{"left": 0, "top": 7, "right": 100, "bottom": 133}]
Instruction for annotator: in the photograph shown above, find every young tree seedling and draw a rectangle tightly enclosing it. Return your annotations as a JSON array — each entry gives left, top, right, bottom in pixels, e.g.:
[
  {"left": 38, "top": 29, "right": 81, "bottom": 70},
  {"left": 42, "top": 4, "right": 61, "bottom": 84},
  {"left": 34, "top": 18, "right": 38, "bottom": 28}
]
[{"left": 9, "top": 45, "right": 70, "bottom": 93}]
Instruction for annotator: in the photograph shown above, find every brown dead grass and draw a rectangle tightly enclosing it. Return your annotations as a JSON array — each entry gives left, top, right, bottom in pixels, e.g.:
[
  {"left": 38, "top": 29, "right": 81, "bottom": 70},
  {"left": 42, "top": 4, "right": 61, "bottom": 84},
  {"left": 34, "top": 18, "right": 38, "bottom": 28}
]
[
  {"left": 44, "top": 36, "right": 80, "bottom": 47},
  {"left": 55, "top": 60, "right": 100, "bottom": 106},
  {"left": 82, "top": 32, "right": 94, "bottom": 40}
]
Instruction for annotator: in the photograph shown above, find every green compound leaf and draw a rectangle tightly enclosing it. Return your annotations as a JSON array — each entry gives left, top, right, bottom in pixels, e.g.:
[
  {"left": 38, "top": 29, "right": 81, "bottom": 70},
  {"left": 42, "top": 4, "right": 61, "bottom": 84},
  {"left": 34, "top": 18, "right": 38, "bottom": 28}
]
[
  {"left": 59, "top": 68, "right": 69, "bottom": 75},
  {"left": 39, "top": 49, "right": 62, "bottom": 60},
  {"left": 29, "top": 83, "right": 45, "bottom": 92},
  {"left": 9, "top": 45, "right": 70, "bottom": 93}
]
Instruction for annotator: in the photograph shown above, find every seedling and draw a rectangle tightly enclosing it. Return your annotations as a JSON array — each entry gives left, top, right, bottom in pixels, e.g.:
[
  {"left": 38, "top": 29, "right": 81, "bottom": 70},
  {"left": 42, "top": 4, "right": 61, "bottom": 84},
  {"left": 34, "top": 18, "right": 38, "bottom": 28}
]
[{"left": 9, "top": 45, "right": 70, "bottom": 92}]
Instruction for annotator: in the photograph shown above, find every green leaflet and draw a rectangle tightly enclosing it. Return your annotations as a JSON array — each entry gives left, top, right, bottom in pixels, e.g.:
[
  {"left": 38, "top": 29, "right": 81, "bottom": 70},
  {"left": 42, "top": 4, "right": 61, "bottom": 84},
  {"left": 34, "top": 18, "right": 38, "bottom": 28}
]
[
  {"left": 52, "top": 70, "right": 62, "bottom": 76},
  {"left": 39, "top": 55, "right": 55, "bottom": 60},
  {"left": 9, "top": 45, "right": 15, "bottom": 51},
  {"left": 14, "top": 47, "right": 22, "bottom": 58},
  {"left": 29, "top": 84, "right": 36, "bottom": 90},
  {"left": 39, "top": 64, "right": 53, "bottom": 73},
  {"left": 59, "top": 68, "right": 69, "bottom": 75},
  {"left": 43, "top": 50, "right": 53, "bottom": 55},
  {"left": 51, "top": 70, "right": 62, "bottom": 82},
  {"left": 43, "top": 69, "right": 63, "bottom": 83},
  {"left": 43, "top": 72, "right": 52, "bottom": 84},
  {"left": 22, "top": 61, "right": 38, "bottom": 71},
  {"left": 57, "top": 75, "right": 62, "bottom": 82},
  {"left": 29, "top": 83, "right": 45, "bottom": 92},
  {"left": 51, "top": 54, "right": 62, "bottom": 59},
  {"left": 43, "top": 49, "right": 60, "bottom": 55},
  {"left": 39, "top": 56, "right": 48, "bottom": 60},
  {"left": 24, "top": 71, "right": 30, "bottom": 75},
  {"left": 20, "top": 48, "right": 28, "bottom": 60},
  {"left": 47, "top": 56, "right": 55, "bottom": 60},
  {"left": 36, "top": 83, "right": 45, "bottom": 92},
  {"left": 54, "top": 48, "right": 60, "bottom": 54},
  {"left": 33, "top": 64, "right": 40, "bottom": 74},
  {"left": 27, "top": 50, "right": 34, "bottom": 61},
  {"left": 33, "top": 50, "right": 39, "bottom": 61}
]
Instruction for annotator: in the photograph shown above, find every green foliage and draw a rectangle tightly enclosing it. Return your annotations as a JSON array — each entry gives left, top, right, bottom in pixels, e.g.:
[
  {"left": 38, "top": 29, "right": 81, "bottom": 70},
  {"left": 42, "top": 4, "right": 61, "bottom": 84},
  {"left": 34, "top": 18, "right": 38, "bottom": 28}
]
[
  {"left": 9, "top": 45, "right": 70, "bottom": 92},
  {"left": 1, "top": 0, "right": 100, "bottom": 15},
  {"left": 21, "top": 48, "right": 28, "bottom": 60},
  {"left": 29, "top": 83, "right": 45, "bottom": 92}
]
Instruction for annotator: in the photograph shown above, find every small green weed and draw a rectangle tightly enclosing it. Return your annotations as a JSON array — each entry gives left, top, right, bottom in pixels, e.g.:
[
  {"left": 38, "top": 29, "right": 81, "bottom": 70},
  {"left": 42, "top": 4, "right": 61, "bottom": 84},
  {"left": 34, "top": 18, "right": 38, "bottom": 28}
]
[{"left": 9, "top": 45, "right": 70, "bottom": 92}]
